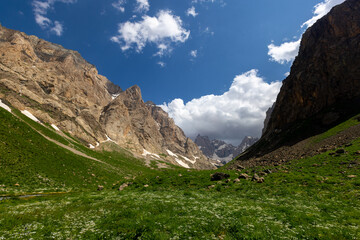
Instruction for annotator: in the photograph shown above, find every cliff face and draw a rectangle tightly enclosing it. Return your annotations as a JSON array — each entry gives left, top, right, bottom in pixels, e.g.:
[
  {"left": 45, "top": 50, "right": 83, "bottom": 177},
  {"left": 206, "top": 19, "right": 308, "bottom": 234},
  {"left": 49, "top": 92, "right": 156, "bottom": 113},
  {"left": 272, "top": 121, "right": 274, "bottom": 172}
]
[
  {"left": 0, "top": 25, "right": 213, "bottom": 169},
  {"left": 236, "top": 0, "right": 360, "bottom": 160}
]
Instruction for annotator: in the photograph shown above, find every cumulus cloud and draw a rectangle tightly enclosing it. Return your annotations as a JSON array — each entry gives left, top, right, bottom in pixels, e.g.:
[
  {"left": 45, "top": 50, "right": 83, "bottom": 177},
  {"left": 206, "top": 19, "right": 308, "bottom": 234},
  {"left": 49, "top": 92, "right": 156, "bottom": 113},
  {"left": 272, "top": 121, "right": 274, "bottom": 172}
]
[
  {"left": 186, "top": 6, "right": 198, "bottom": 17},
  {"left": 302, "top": 0, "right": 345, "bottom": 28},
  {"left": 135, "top": 0, "right": 150, "bottom": 13},
  {"left": 268, "top": 0, "right": 345, "bottom": 64},
  {"left": 112, "top": 0, "right": 126, "bottom": 12},
  {"left": 111, "top": 10, "right": 190, "bottom": 55},
  {"left": 160, "top": 69, "right": 282, "bottom": 145},
  {"left": 32, "top": 0, "right": 76, "bottom": 36},
  {"left": 268, "top": 39, "right": 300, "bottom": 64}
]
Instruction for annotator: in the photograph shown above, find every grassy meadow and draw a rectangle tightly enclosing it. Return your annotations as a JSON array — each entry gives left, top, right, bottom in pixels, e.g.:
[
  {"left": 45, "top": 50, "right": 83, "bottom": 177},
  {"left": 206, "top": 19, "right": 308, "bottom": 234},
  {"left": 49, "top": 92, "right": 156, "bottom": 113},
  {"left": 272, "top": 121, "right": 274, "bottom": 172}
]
[{"left": 0, "top": 107, "right": 359, "bottom": 239}]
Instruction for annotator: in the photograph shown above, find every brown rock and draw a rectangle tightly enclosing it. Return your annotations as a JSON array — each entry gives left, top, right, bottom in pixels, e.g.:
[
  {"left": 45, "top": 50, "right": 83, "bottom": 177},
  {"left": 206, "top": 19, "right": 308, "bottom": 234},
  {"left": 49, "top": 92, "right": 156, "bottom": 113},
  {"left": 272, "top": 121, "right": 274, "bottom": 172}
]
[
  {"left": 118, "top": 183, "right": 129, "bottom": 191},
  {"left": 235, "top": 0, "right": 360, "bottom": 162},
  {"left": 238, "top": 173, "right": 250, "bottom": 179},
  {"left": 233, "top": 178, "right": 241, "bottom": 183},
  {"left": 0, "top": 25, "right": 214, "bottom": 170},
  {"left": 210, "top": 172, "right": 230, "bottom": 181}
]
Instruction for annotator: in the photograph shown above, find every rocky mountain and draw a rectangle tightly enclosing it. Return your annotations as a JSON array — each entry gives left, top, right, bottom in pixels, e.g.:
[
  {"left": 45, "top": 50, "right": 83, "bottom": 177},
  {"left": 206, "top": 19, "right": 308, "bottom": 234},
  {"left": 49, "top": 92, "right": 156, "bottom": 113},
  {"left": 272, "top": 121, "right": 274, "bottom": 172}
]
[
  {"left": 195, "top": 135, "right": 258, "bottom": 163},
  {"left": 0, "top": 24, "right": 214, "bottom": 169},
  {"left": 234, "top": 0, "right": 360, "bottom": 162}
]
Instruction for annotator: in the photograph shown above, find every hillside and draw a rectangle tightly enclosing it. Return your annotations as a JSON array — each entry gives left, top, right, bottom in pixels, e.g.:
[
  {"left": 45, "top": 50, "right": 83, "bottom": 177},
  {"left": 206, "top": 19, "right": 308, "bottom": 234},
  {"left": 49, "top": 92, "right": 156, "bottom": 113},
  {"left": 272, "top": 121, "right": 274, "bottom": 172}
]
[
  {"left": 0, "top": 24, "right": 213, "bottom": 169},
  {"left": 233, "top": 0, "right": 360, "bottom": 165},
  {"left": 1, "top": 105, "right": 359, "bottom": 238}
]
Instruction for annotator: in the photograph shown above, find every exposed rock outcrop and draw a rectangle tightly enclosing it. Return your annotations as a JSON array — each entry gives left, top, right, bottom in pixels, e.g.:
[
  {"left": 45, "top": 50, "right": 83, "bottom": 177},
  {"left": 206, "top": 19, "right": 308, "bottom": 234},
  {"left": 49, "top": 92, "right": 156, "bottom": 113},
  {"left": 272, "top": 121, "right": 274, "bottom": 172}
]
[
  {"left": 0, "top": 24, "right": 213, "bottom": 169},
  {"left": 195, "top": 135, "right": 258, "bottom": 163},
  {"left": 234, "top": 0, "right": 360, "bottom": 163}
]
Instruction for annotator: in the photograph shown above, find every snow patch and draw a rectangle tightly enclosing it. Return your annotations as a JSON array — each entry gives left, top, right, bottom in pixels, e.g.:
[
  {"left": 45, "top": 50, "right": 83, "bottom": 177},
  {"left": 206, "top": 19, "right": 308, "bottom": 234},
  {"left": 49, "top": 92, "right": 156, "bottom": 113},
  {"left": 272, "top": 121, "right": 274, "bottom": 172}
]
[
  {"left": 0, "top": 100, "right": 11, "bottom": 112},
  {"left": 21, "top": 110, "right": 40, "bottom": 122},
  {"left": 217, "top": 144, "right": 227, "bottom": 150},
  {"left": 51, "top": 124, "right": 60, "bottom": 131},
  {"left": 105, "top": 135, "right": 116, "bottom": 143},
  {"left": 112, "top": 94, "right": 120, "bottom": 100},
  {"left": 166, "top": 149, "right": 178, "bottom": 157},
  {"left": 211, "top": 153, "right": 234, "bottom": 163},
  {"left": 89, "top": 144, "right": 95, "bottom": 149},
  {"left": 96, "top": 142, "right": 100, "bottom": 147},
  {"left": 142, "top": 149, "right": 160, "bottom": 159},
  {"left": 179, "top": 155, "right": 196, "bottom": 164},
  {"left": 175, "top": 158, "right": 190, "bottom": 168}
]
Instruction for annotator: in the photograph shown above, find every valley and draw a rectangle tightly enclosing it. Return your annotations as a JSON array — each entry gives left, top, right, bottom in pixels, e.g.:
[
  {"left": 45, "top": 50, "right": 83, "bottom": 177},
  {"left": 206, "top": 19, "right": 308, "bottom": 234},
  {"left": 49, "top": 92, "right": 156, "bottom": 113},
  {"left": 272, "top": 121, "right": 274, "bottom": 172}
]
[{"left": 1, "top": 0, "right": 360, "bottom": 239}]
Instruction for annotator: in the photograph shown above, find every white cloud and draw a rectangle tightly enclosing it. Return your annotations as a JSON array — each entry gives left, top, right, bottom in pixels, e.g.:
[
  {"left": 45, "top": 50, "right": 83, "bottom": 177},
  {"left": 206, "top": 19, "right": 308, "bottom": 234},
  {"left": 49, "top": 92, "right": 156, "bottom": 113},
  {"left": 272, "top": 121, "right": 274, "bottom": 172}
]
[
  {"left": 268, "top": 39, "right": 300, "bottom": 64},
  {"left": 112, "top": 0, "right": 126, "bottom": 12},
  {"left": 50, "top": 21, "right": 63, "bottom": 36},
  {"left": 32, "top": 0, "right": 76, "bottom": 36},
  {"left": 135, "top": 0, "right": 150, "bottom": 13},
  {"left": 157, "top": 61, "right": 166, "bottom": 67},
  {"left": 160, "top": 69, "right": 282, "bottom": 145},
  {"left": 190, "top": 50, "right": 197, "bottom": 58},
  {"left": 186, "top": 6, "right": 198, "bottom": 17},
  {"left": 111, "top": 10, "right": 190, "bottom": 55},
  {"left": 267, "top": 0, "right": 345, "bottom": 64},
  {"left": 302, "top": 0, "right": 345, "bottom": 28}
]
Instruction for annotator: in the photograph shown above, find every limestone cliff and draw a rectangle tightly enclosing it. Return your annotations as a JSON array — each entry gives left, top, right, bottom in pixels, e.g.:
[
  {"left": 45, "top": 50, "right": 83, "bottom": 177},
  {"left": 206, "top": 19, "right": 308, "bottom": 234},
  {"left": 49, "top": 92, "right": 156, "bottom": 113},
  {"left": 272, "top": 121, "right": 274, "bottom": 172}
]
[{"left": 0, "top": 24, "right": 213, "bottom": 169}]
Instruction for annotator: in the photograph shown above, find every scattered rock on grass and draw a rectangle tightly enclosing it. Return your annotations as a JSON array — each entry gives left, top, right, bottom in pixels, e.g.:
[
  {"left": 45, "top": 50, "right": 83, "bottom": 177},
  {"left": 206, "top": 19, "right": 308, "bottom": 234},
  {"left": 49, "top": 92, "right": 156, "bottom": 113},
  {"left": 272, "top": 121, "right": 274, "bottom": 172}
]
[
  {"left": 210, "top": 172, "right": 230, "bottom": 181},
  {"left": 252, "top": 174, "right": 265, "bottom": 183},
  {"left": 97, "top": 185, "right": 104, "bottom": 191},
  {"left": 119, "top": 183, "right": 131, "bottom": 191},
  {"left": 336, "top": 149, "right": 345, "bottom": 154},
  {"left": 144, "top": 184, "right": 149, "bottom": 188},
  {"left": 347, "top": 175, "right": 357, "bottom": 178},
  {"left": 238, "top": 173, "right": 250, "bottom": 180},
  {"left": 208, "top": 185, "right": 215, "bottom": 189},
  {"left": 233, "top": 178, "right": 241, "bottom": 183}
]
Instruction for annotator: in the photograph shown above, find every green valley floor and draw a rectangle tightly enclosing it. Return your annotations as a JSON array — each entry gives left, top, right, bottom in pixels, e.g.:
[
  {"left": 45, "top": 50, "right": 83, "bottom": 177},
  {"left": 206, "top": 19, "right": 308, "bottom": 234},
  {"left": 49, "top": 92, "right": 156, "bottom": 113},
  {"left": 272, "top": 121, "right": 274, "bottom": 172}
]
[{"left": 0, "top": 107, "right": 359, "bottom": 239}]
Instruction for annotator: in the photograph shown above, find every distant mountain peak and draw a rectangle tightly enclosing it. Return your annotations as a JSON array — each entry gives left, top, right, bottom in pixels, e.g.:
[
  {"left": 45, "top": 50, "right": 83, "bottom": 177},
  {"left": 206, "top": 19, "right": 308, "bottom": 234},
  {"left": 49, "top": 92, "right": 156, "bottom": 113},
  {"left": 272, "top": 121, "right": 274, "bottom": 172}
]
[{"left": 195, "top": 135, "right": 258, "bottom": 164}]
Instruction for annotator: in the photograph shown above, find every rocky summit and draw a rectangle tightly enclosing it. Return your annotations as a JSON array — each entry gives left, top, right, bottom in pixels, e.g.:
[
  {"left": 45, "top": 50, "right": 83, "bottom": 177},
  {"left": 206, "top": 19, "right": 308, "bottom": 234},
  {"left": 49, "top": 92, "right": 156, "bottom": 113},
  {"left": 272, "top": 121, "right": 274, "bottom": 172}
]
[
  {"left": 195, "top": 135, "right": 258, "bottom": 164},
  {"left": 234, "top": 0, "right": 360, "bottom": 162},
  {"left": 0, "top": 24, "right": 214, "bottom": 169}
]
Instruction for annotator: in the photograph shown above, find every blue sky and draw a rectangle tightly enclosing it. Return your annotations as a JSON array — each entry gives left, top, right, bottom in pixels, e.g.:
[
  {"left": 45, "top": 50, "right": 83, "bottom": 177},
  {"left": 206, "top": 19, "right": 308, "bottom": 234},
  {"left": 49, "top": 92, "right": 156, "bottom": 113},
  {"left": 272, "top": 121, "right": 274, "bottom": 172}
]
[{"left": 0, "top": 0, "right": 344, "bottom": 144}]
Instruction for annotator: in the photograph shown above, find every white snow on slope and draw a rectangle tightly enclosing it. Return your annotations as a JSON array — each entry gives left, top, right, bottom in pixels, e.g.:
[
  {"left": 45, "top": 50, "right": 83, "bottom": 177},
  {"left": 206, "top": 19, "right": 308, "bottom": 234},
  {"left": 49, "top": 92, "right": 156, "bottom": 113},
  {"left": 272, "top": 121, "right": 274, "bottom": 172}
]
[
  {"left": 179, "top": 155, "right": 196, "bottom": 164},
  {"left": 112, "top": 93, "right": 120, "bottom": 100},
  {"left": 142, "top": 149, "right": 160, "bottom": 159},
  {"left": 21, "top": 110, "right": 40, "bottom": 122},
  {"left": 51, "top": 124, "right": 60, "bottom": 131},
  {"left": 89, "top": 144, "right": 95, "bottom": 149},
  {"left": 174, "top": 158, "right": 190, "bottom": 168},
  {"left": 0, "top": 100, "right": 11, "bottom": 112},
  {"left": 166, "top": 149, "right": 178, "bottom": 157}
]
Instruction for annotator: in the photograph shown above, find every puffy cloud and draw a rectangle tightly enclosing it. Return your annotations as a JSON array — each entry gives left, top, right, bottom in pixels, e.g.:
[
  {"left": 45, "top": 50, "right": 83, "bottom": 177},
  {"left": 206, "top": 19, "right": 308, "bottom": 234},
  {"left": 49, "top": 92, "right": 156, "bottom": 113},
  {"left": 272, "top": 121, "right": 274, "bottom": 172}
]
[
  {"left": 268, "top": 39, "right": 300, "bottom": 64},
  {"left": 112, "top": 0, "right": 126, "bottom": 12},
  {"left": 268, "top": 0, "right": 345, "bottom": 64},
  {"left": 111, "top": 10, "right": 190, "bottom": 55},
  {"left": 302, "top": 0, "right": 345, "bottom": 28},
  {"left": 160, "top": 69, "right": 282, "bottom": 145},
  {"left": 190, "top": 50, "right": 197, "bottom": 58},
  {"left": 32, "top": 0, "right": 76, "bottom": 36},
  {"left": 186, "top": 6, "right": 198, "bottom": 17},
  {"left": 135, "top": 0, "right": 150, "bottom": 13}
]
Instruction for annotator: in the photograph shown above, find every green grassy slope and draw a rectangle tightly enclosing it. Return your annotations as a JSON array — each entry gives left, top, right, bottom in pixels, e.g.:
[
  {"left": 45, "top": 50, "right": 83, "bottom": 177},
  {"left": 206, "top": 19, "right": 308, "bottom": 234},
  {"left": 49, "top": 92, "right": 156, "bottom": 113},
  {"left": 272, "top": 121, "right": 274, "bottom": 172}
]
[
  {"left": 0, "top": 107, "right": 154, "bottom": 195},
  {"left": 1, "top": 108, "right": 360, "bottom": 239}
]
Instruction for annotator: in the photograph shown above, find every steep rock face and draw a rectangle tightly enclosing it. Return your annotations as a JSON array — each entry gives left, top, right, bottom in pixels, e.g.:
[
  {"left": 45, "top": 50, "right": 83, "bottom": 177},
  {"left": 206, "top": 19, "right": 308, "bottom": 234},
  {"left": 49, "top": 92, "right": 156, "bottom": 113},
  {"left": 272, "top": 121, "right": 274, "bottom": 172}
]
[
  {"left": 236, "top": 0, "right": 360, "bottom": 160},
  {"left": 0, "top": 25, "right": 120, "bottom": 143},
  {"left": 0, "top": 25, "right": 213, "bottom": 169},
  {"left": 195, "top": 135, "right": 258, "bottom": 163}
]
